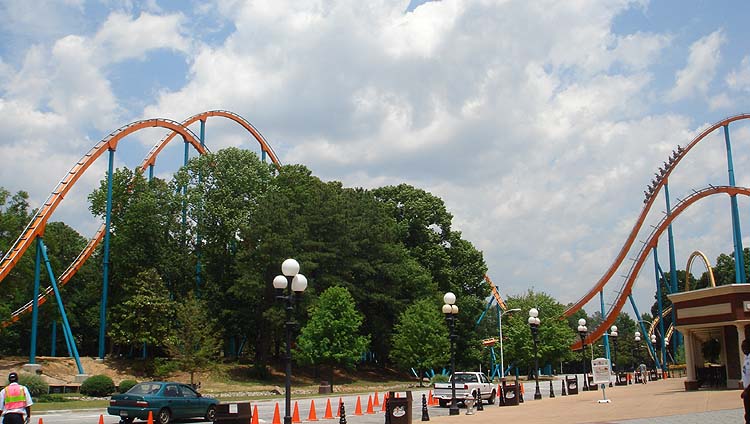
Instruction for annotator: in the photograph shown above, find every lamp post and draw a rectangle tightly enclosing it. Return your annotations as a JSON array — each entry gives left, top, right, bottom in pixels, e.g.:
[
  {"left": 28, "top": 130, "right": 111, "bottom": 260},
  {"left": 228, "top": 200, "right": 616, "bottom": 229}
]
[
  {"left": 442, "top": 292, "right": 460, "bottom": 416},
  {"left": 528, "top": 308, "right": 542, "bottom": 400},
  {"left": 577, "top": 318, "right": 589, "bottom": 391},
  {"left": 634, "top": 332, "right": 641, "bottom": 381},
  {"left": 499, "top": 308, "right": 521, "bottom": 379},
  {"left": 273, "top": 259, "right": 308, "bottom": 424},
  {"left": 609, "top": 326, "right": 618, "bottom": 386},
  {"left": 650, "top": 333, "right": 658, "bottom": 377}
]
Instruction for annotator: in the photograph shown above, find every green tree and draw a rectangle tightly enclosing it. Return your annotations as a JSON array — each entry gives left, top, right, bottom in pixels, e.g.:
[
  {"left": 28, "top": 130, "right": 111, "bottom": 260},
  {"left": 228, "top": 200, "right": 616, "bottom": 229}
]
[
  {"left": 390, "top": 298, "right": 450, "bottom": 385},
  {"left": 108, "top": 269, "right": 176, "bottom": 354},
  {"left": 502, "top": 290, "right": 576, "bottom": 375},
  {"left": 165, "top": 292, "right": 222, "bottom": 385},
  {"left": 295, "top": 286, "right": 370, "bottom": 390}
]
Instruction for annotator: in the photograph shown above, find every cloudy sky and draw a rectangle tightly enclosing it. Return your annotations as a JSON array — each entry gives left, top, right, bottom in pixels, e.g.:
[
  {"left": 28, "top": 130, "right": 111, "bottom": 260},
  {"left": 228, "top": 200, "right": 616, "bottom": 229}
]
[{"left": 2, "top": 0, "right": 750, "bottom": 326}]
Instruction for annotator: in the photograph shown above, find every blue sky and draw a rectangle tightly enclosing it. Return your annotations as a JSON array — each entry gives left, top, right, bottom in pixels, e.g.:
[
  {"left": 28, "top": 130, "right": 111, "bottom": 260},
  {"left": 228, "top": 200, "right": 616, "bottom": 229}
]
[{"left": 2, "top": 0, "right": 750, "bottom": 328}]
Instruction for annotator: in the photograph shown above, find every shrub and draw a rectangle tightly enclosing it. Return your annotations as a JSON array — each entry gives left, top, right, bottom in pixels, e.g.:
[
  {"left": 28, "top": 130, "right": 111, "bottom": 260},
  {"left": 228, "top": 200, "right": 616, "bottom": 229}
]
[
  {"left": 152, "top": 358, "right": 179, "bottom": 379},
  {"left": 80, "top": 375, "right": 115, "bottom": 397},
  {"left": 429, "top": 374, "right": 450, "bottom": 385},
  {"left": 118, "top": 379, "right": 138, "bottom": 393},
  {"left": 17, "top": 374, "right": 49, "bottom": 397},
  {"left": 36, "top": 394, "right": 68, "bottom": 403}
]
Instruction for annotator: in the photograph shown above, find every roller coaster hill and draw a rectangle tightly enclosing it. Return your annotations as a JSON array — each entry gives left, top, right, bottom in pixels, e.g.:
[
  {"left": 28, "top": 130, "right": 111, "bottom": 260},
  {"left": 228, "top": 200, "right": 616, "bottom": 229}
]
[
  {"left": 0, "top": 111, "right": 282, "bottom": 375},
  {"left": 3, "top": 110, "right": 750, "bottom": 389}
]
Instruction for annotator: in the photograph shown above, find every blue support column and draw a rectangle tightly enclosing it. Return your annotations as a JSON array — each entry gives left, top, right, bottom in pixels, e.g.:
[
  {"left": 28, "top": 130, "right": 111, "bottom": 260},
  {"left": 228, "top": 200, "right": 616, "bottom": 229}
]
[
  {"left": 653, "top": 247, "right": 667, "bottom": 370},
  {"left": 262, "top": 150, "right": 267, "bottom": 163},
  {"left": 628, "top": 295, "right": 661, "bottom": 369},
  {"left": 600, "top": 290, "right": 612, "bottom": 372},
  {"left": 50, "top": 320, "right": 57, "bottom": 357},
  {"left": 29, "top": 238, "right": 42, "bottom": 364},
  {"left": 724, "top": 124, "right": 747, "bottom": 283},
  {"left": 196, "top": 119, "right": 205, "bottom": 295},
  {"left": 182, "top": 137, "right": 189, "bottom": 227},
  {"left": 40, "top": 239, "right": 84, "bottom": 374},
  {"left": 148, "top": 164, "right": 154, "bottom": 181},
  {"left": 99, "top": 148, "right": 115, "bottom": 359},
  {"left": 664, "top": 182, "right": 681, "bottom": 351}
]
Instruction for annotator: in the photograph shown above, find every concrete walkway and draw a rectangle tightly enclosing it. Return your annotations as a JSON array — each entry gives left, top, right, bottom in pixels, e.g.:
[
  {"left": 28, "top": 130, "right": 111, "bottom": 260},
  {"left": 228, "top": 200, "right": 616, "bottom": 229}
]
[{"left": 427, "top": 378, "right": 742, "bottom": 424}]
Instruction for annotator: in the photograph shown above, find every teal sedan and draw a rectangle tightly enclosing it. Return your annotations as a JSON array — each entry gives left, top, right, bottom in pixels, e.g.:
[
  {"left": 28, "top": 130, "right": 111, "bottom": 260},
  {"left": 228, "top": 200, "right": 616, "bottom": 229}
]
[{"left": 108, "top": 381, "right": 218, "bottom": 424}]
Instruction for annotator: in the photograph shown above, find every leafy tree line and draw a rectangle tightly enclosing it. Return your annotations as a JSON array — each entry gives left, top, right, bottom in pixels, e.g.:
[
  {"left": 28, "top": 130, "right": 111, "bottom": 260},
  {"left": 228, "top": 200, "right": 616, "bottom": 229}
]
[
  {"left": 3, "top": 147, "right": 741, "bottom": 379},
  {"left": 0, "top": 147, "right": 490, "bottom": 377}
]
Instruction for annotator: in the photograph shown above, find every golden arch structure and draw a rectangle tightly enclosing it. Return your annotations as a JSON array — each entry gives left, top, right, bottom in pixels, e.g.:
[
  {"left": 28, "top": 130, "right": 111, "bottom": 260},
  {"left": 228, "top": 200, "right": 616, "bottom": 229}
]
[{"left": 669, "top": 251, "right": 750, "bottom": 390}]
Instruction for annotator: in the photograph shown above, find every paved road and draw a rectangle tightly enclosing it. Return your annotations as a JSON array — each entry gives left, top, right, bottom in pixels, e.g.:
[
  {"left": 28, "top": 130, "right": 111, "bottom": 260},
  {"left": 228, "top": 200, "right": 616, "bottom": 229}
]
[{"left": 33, "top": 375, "right": 637, "bottom": 424}]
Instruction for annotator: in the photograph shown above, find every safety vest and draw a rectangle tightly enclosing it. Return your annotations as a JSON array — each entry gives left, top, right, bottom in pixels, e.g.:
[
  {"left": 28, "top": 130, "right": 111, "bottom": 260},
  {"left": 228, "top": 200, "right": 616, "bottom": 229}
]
[{"left": 3, "top": 384, "right": 27, "bottom": 410}]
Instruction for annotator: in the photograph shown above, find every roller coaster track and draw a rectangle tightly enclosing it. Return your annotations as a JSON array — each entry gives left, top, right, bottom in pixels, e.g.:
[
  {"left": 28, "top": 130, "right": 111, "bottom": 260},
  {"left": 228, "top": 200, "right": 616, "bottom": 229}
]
[
  {"left": 1, "top": 111, "right": 281, "bottom": 327},
  {"left": 563, "top": 114, "right": 750, "bottom": 346},
  {"left": 569, "top": 185, "right": 750, "bottom": 350},
  {"left": 484, "top": 275, "right": 507, "bottom": 311}
]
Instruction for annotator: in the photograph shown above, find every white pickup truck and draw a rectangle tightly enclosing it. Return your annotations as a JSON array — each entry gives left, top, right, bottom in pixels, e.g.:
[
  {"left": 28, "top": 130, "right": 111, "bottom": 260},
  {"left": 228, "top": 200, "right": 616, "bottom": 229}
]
[{"left": 433, "top": 372, "right": 496, "bottom": 407}]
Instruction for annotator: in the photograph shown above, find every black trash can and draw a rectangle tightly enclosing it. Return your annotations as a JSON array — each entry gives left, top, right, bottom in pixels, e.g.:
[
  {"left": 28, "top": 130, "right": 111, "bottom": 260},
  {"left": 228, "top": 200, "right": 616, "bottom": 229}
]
[
  {"left": 615, "top": 372, "right": 628, "bottom": 386},
  {"left": 565, "top": 375, "right": 578, "bottom": 395},
  {"left": 649, "top": 370, "right": 658, "bottom": 381},
  {"left": 214, "top": 402, "right": 252, "bottom": 424},
  {"left": 500, "top": 381, "right": 519, "bottom": 406},
  {"left": 385, "top": 391, "right": 412, "bottom": 424}
]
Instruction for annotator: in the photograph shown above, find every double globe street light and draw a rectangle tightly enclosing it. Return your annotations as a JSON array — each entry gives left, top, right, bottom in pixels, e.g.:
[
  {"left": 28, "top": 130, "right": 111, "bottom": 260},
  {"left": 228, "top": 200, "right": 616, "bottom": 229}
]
[
  {"left": 609, "top": 326, "right": 618, "bottom": 386},
  {"left": 442, "top": 292, "right": 460, "bottom": 416},
  {"left": 272, "top": 259, "right": 308, "bottom": 424},
  {"left": 577, "top": 318, "right": 589, "bottom": 391},
  {"left": 528, "top": 308, "right": 542, "bottom": 400}
]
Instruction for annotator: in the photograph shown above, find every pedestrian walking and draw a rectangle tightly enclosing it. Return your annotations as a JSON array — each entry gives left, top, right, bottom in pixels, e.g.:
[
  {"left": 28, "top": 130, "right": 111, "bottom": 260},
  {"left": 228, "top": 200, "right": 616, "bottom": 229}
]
[
  {"left": 0, "top": 372, "right": 33, "bottom": 424},
  {"left": 741, "top": 339, "right": 750, "bottom": 424},
  {"left": 639, "top": 363, "right": 647, "bottom": 384}
]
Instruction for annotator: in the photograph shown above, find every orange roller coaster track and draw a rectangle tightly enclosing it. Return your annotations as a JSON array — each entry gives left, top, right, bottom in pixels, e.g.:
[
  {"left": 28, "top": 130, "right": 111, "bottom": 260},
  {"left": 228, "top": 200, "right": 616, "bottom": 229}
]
[
  {"left": 1, "top": 111, "right": 282, "bottom": 327},
  {"left": 564, "top": 113, "right": 750, "bottom": 318},
  {"left": 569, "top": 185, "right": 750, "bottom": 350}
]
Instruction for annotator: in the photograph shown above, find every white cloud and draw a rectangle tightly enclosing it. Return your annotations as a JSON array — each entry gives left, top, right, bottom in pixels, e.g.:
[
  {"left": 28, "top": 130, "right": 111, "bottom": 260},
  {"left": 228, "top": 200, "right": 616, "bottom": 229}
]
[
  {"left": 93, "top": 12, "right": 190, "bottom": 64},
  {"left": 4, "top": 0, "right": 750, "bottom": 324},
  {"left": 667, "top": 29, "right": 725, "bottom": 101},
  {"left": 708, "top": 93, "right": 731, "bottom": 111},
  {"left": 727, "top": 56, "right": 750, "bottom": 92}
]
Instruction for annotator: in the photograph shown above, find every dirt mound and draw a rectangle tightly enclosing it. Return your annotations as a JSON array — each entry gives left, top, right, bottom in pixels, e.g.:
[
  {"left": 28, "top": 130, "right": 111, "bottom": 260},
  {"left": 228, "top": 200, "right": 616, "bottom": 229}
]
[{"left": 0, "top": 356, "right": 139, "bottom": 385}]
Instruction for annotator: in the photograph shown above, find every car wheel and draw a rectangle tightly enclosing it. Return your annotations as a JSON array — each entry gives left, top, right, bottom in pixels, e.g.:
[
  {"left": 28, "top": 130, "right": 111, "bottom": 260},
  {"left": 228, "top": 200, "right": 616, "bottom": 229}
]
[
  {"left": 119, "top": 418, "right": 134, "bottom": 424},
  {"left": 157, "top": 408, "right": 171, "bottom": 424},
  {"left": 205, "top": 404, "right": 217, "bottom": 421},
  {"left": 487, "top": 389, "right": 496, "bottom": 405}
]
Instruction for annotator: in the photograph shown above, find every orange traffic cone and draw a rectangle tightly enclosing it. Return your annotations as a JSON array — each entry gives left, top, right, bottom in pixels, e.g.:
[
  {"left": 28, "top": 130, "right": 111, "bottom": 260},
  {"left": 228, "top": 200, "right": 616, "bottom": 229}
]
[
  {"left": 272, "top": 402, "right": 281, "bottom": 424},
  {"left": 374, "top": 391, "right": 380, "bottom": 407},
  {"left": 427, "top": 390, "right": 433, "bottom": 405},
  {"left": 336, "top": 398, "right": 343, "bottom": 417},
  {"left": 381, "top": 393, "right": 388, "bottom": 412},
  {"left": 98, "top": 415, "right": 104, "bottom": 424},
  {"left": 252, "top": 405, "right": 259, "bottom": 424},
  {"left": 292, "top": 401, "right": 302, "bottom": 423},
  {"left": 38, "top": 419, "right": 44, "bottom": 424},
  {"left": 324, "top": 399, "right": 334, "bottom": 419},
  {"left": 366, "top": 395, "right": 374, "bottom": 414},
  {"left": 308, "top": 399, "right": 318, "bottom": 421},
  {"left": 147, "top": 411, "right": 154, "bottom": 424},
  {"left": 354, "top": 396, "right": 363, "bottom": 415}
]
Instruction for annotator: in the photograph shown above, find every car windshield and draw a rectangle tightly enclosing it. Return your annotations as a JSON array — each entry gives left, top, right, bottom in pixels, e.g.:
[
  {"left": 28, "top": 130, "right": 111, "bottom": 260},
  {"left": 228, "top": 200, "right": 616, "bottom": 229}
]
[
  {"left": 127, "top": 383, "right": 163, "bottom": 395},
  {"left": 453, "top": 374, "right": 478, "bottom": 383}
]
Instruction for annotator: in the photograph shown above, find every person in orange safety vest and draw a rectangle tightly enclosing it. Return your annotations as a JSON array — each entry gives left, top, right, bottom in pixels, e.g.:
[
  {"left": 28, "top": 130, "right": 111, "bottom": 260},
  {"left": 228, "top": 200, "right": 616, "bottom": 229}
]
[{"left": 0, "top": 372, "right": 33, "bottom": 424}]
